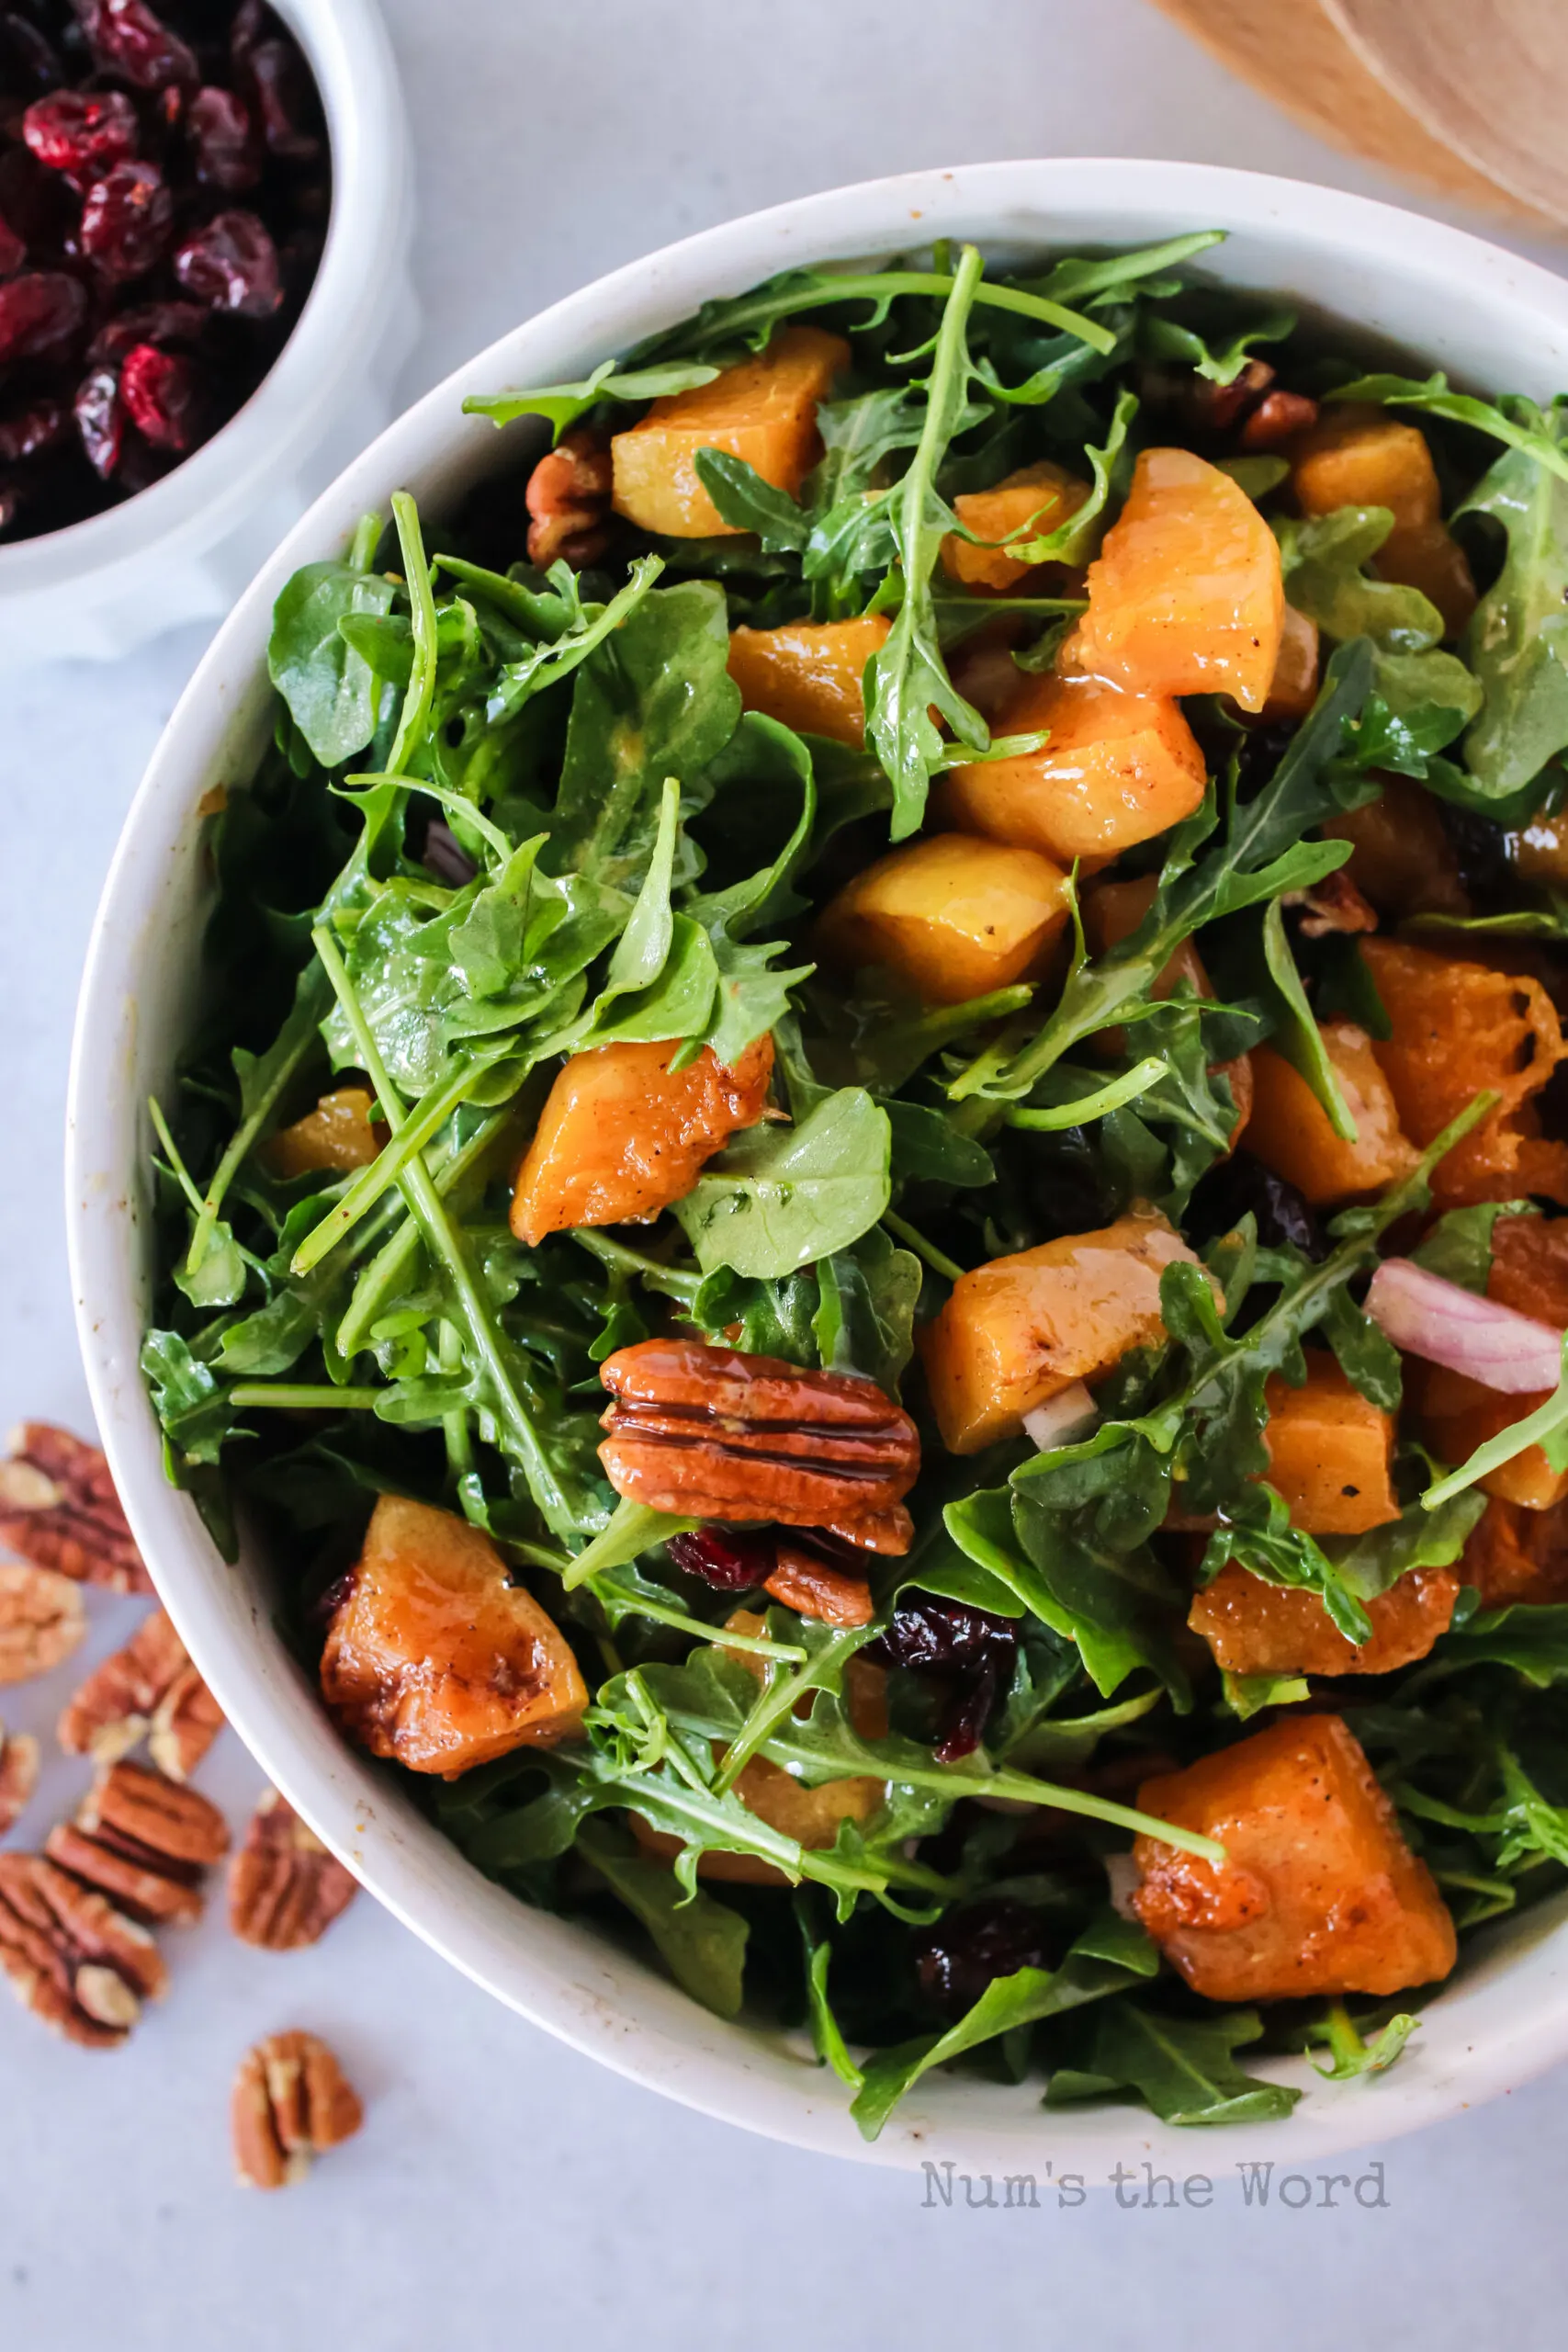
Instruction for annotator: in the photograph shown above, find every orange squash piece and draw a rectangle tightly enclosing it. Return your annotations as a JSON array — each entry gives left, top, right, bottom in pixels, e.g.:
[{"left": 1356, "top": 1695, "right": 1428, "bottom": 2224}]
[
  {"left": 815, "top": 832, "right": 1071, "bottom": 1007},
  {"left": 919, "top": 1208, "right": 1205, "bottom": 1454},
  {"left": 940, "top": 669, "right": 1206, "bottom": 866},
  {"left": 1360, "top": 938, "right": 1568, "bottom": 1210},
  {"left": 726, "top": 614, "right": 889, "bottom": 746},
  {"left": 1258, "top": 603, "right": 1320, "bottom": 723},
  {"left": 264, "top": 1087, "right": 383, "bottom": 1178},
  {"left": 1131, "top": 1713, "right": 1457, "bottom": 2001},
  {"left": 510, "top": 1035, "right": 773, "bottom": 1246},
  {"left": 941, "top": 458, "right": 1091, "bottom": 592},
  {"left": 1244, "top": 1023, "right": 1418, "bottom": 1207},
  {"left": 1289, "top": 402, "right": 1475, "bottom": 639},
  {"left": 1068, "top": 447, "right": 1285, "bottom": 711},
  {"left": 1417, "top": 1363, "right": 1568, "bottom": 1511},
  {"left": 1260, "top": 1352, "right": 1399, "bottom": 1534},
  {"left": 1190, "top": 1560, "right": 1458, "bottom": 1677},
  {"left": 1488, "top": 1211, "right": 1568, "bottom": 1326},
  {"left": 1321, "top": 778, "right": 1468, "bottom": 921},
  {"left": 610, "top": 325, "right": 848, "bottom": 537},
  {"left": 1461, "top": 1497, "right": 1568, "bottom": 1606},
  {"left": 320, "top": 1497, "right": 587, "bottom": 1777}
]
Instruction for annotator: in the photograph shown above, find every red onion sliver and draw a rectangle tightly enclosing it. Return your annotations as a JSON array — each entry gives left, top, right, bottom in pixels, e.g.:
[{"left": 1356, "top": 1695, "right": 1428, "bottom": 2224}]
[
  {"left": 1024, "top": 1382, "right": 1099, "bottom": 1450},
  {"left": 1364, "top": 1258, "right": 1563, "bottom": 1394}
]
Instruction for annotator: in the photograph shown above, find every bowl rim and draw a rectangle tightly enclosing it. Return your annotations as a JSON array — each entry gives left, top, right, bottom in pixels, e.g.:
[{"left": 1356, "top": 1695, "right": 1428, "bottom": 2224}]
[
  {"left": 66, "top": 155, "right": 1568, "bottom": 2175},
  {"left": 0, "top": 0, "right": 408, "bottom": 595}
]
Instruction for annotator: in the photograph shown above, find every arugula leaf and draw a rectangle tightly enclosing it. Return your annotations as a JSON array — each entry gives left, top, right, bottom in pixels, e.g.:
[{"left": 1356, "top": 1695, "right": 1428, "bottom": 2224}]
[
  {"left": 672, "top": 1089, "right": 892, "bottom": 1278},
  {"left": 1276, "top": 508, "right": 1445, "bottom": 653},
  {"left": 1307, "top": 2000, "right": 1417, "bottom": 2081},
  {"left": 1454, "top": 405, "right": 1568, "bottom": 797},
  {"left": 1413, "top": 1200, "right": 1530, "bottom": 1293},
  {"left": 267, "top": 543, "right": 397, "bottom": 767},
  {"left": 576, "top": 1819, "right": 748, "bottom": 2017},
  {"left": 463, "top": 358, "right": 721, "bottom": 438},
  {"left": 1047, "top": 2005, "right": 1300, "bottom": 2125},
  {"left": 692, "top": 449, "right": 810, "bottom": 551},
  {"left": 1140, "top": 297, "right": 1294, "bottom": 386},
  {"left": 1331, "top": 373, "right": 1568, "bottom": 489},
  {"left": 1001, "top": 389, "right": 1136, "bottom": 566}
]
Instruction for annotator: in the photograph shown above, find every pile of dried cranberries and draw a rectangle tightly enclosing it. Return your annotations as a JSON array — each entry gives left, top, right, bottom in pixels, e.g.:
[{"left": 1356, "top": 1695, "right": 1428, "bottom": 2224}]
[{"left": 0, "top": 0, "right": 329, "bottom": 542}]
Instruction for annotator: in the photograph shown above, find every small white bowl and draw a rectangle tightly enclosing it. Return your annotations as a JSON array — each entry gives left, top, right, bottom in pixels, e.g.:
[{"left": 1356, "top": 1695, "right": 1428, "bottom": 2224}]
[
  {"left": 67, "top": 159, "right": 1568, "bottom": 2175},
  {"left": 0, "top": 0, "right": 415, "bottom": 667}
]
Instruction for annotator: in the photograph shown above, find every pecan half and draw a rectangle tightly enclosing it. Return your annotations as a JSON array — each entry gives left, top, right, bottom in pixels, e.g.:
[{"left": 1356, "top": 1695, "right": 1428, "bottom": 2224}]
[
  {"left": 0, "top": 1424, "right": 152, "bottom": 1593},
  {"left": 763, "top": 1544, "right": 874, "bottom": 1628},
  {"left": 229, "top": 1790, "right": 358, "bottom": 1951},
  {"left": 0, "top": 1721, "right": 39, "bottom": 1835},
  {"left": 0, "top": 1852, "right": 166, "bottom": 2048},
  {"left": 1285, "top": 868, "right": 1379, "bottom": 940},
  {"left": 58, "top": 1607, "right": 222, "bottom": 1777},
  {"left": 232, "top": 2030, "right": 364, "bottom": 2189},
  {"left": 0, "top": 1561, "right": 86, "bottom": 1684},
  {"left": 1240, "top": 389, "right": 1319, "bottom": 451},
  {"left": 46, "top": 1759, "right": 230, "bottom": 1928},
  {"left": 598, "top": 1340, "right": 919, "bottom": 1544},
  {"left": 525, "top": 427, "right": 613, "bottom": 569}
]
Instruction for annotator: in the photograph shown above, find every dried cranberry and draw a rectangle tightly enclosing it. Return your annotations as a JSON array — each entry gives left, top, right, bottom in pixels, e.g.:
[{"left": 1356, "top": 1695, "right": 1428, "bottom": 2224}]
[
  {"left": 867, "top": 1593, "right": 1017, "bottom": 1674},
  {"left": 118, "top": 339, "right": 198, "bottom": 449},
  {"left": 87, "top": 294, "right": 204, "bottom": 363},
  {"left": 0, "top": 481, "right": 20, "bottom": 532},
  {"left": 1188, "top": 1150, "right": 1325, "bottom": 1261},
  {"left": 0, "top": 397, "right": 63, "bottom": 462},
  {"left": 420, "top": 816, "right": 479, "bottom": 888},
  {"left": 0, "top": 143, "right": 75, "bottom": 256},
  {"left": 173, "top": 207, "right": 280, "bottom": 315},
  {"left": 73, "top": 0, "right": 197, "bottom": 90},
  {"left": 666, "top": 1527, "right": 775, "bottom": 1593},
  {"left": 229, "top": 0, "right": 265, "bottom": 64},
  {"left": 186, "top": 83, "right": 257, "bottom": 191},
  {"left": 73, "top": 361, "right": 122, "bottom": 476},
  {"left": 79, "top": 157, "right": 171, "bottom": 280},
  {"left": 0, "top": 209, "right": 23, "bottom": 277},
  {"left": 0, "top": 11, "right": 63, "bottom": 96},
  {"left": 933, "top": 1657, "right": 1009, "bottom": 1763},
  {"left": 0, "top": 267, "right": 85, "bottom": 360},
  {"left": 244, "top": 35, "right": 319, "bottom": 161},
  {"left": 22, "top": 88, "right": 138, "bottom": 181},
  {"left": 914, "top": 1898, "right": 1055, "bottom": 2017}
]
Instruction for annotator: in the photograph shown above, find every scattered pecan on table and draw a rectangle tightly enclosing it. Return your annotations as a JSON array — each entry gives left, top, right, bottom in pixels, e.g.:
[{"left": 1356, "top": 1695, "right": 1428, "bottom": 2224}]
[
  {"left": 523, "top": 426, "right": 613, "bottom": 568},
  {"left": 0, "top": 1559, "right": 86, "bottom": 1684},
  {"left": 0, "top": 1718, "right": 39, "bottom": 1836},
  {"left": 58, "top": 1604, "right": 224, "bottom": 1779},
  {"left": 231, "top": 2030, "right": 363, "bottom": 2189},
  {"left": 596, "top": 1339, "right": 920, "bottom": 1553},
  {"left": 0, "top": 1850, "right": 166, "bottom": 2048},
  {"left": 0, "top": 1423, "right": 152, "bottom": 1592},
  {"left": 228, "top": 1789, "right": 357, "bottom": 1951},
  {"left": 45, "top": 1757, "right": 230, "bottom": 1928}
]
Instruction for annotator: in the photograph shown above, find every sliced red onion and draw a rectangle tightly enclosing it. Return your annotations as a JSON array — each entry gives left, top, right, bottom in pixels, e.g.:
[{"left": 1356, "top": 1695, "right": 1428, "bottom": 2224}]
[
  {"left": 1104, "top": 1851, "right": 1143, "bottom": 1920},
  {"left": 1023, "top": 1382, "right": 1099, "bottom": 1451},
  {"left": 1365, "top": 1258, "right": 1563, "bottom": 1394}
]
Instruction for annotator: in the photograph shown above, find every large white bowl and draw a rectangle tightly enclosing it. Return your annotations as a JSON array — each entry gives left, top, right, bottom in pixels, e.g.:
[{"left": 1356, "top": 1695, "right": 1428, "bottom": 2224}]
[
  {"left": 0, "top": 0, "right": 415, "bottom": 667},
  {"left": 67, "top": 159, "right": 1568, "bottom": 2177}
]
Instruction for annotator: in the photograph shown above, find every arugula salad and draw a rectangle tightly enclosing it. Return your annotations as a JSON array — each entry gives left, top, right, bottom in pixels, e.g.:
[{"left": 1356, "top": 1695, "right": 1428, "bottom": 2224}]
[{"left": 143, "top": 231, "right": 1568, "bottom": 2136}]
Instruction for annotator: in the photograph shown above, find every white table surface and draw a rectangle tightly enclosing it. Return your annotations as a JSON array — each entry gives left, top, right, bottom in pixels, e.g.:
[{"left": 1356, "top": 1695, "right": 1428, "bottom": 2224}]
[{"left": 4, "top": 5, "right": 1566, "bottom": 2345}]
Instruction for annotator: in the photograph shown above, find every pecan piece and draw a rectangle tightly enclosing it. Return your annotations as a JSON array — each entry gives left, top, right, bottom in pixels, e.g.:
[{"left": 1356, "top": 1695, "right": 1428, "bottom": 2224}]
[
  {"left": 524, "top": 426, "right": 613, "bottom": 569},
  {"left": 0, "top": 1560, "right": 86, "bottom": 1684},
  {"left": 229, "top": 1789, "right": 358, "bottom": 1951},
  {"left": 1240, "top": 389, "right": 1319, "bottom": 451},
  {"left": 46, "top": 1758, "right": 230, "bottom": 1927},
  {"left": 763, "top": 1543, "right": 874, "bottom": 1628},
  {"left": 0, "top": 1852, "right": 166, "bottom": 2048},
  {"left": 1285, "top": 868, "right": 1379, "bottom": 940},
  {"left": 58, "top": 1606, "right": 223, "bottom": 1777},
  {"left": 598, "top": 1340, "right": 920, "bottom": 1543},
  {"left": 0, "top": 1423, "right": 151, "bottom": 1593},
  {"left": 232, "top": 2030, "right": 364, "bottom": 2189},
  {"left": 0, "top": 1721, "right": 39, "bottom": 1835}
]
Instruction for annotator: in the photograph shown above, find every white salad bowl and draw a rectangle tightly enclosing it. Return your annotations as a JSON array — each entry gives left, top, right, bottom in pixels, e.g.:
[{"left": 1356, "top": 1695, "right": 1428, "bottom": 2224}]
[
  {"left": 66, "top": 159, "right": 1568, "bottom": 2177},
  {"left": 0, "top": 0, "right": 415, "bottom": 668}
]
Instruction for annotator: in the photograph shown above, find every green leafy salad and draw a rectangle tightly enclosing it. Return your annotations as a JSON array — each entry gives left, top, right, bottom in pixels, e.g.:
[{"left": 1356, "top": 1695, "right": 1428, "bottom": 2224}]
[{"left": 142, "top": 231, "right": 1568, "bottom": 2139}]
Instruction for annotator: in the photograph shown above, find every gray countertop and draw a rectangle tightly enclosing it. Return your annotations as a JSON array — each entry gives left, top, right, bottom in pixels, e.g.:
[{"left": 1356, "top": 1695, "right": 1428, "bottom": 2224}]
[{"left": 3, "top": 5, "right": 1563, "bottom": 2345}]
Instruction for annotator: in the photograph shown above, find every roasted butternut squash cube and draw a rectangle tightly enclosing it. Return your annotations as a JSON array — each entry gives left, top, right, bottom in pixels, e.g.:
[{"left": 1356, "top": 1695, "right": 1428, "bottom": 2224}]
[
  {"left": 1068, "top": 447, "right": 1285, "bottom": 711},
  {"left": 726, "top": 614, "right": 890, "bottom": 746},
  {"left": 1506, "top": 808, "right": 1568, "bottom": 892},
  {"left": 1290, "top": 403, "right": 1475, "bottom": 639},
  {"left": 815, "top": 832, "right": 1071, "bottom": 1007},
  {"left": 610, "top": 325, "right": 848, "bottom": 537},
  {"left": 1258, "top": 603, "right": 1320, "bottom": 722},
  {"left": 1462, "top": 1497, "right": 1568, "bottom": 1606},
  {"left": 1487, "top": 1210, "right": 1568, "bottom": 1328},
  {"left": 1361, "top": 938, "right": 1568, "bottom": 1210},
  {"left": 1084, "top": 873, "right": 1209, "bottom": 1002},
  {"left": 1245, "top": 1023, "right": 1419, "bottom": 1207},
  {"left": 1190, "top": 1559, "right": 1458, "bottom": 1677},
  {"left": 1131, "top": 1713, "right": 1457, "bottom": 2001},
  {"left": 941, "top": 458, "right": 1091, "bottom": 592},
  {"left": 1322, "top": 778, "right": 1468, "bottom": 921},
  {"left": 919, "top": 1208, "right": 1204, "bottom": 1454},
  {"left": 940, "top": 670, "right": 1206, "bottom": 866},
  {"left": 1416, "top": 1363, "right": 1568, "bottom": 1511},
  {"left": 264, "top": 1086, "right": 383, "bottom": 1177},
  {"left": 320, "top": 1496, "right": 587, "bottom": 1777},
  {"left": 1260, "top": 1352, "right": 1399, "bottom": 1534},
  {"left": 511, "top": 1035, "right": 773, "bottom": 1247}
]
